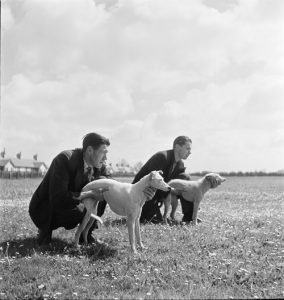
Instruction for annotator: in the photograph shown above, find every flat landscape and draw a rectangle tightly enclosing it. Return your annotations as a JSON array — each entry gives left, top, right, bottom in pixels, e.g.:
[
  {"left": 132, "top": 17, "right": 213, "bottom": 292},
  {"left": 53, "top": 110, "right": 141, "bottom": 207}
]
[{"left": 0, "top": 176, "right": 283, "bottom": 299}]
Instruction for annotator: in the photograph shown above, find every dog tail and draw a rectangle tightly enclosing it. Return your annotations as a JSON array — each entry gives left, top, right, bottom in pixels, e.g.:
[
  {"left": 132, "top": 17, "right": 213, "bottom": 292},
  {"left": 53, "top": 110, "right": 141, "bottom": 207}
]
[{"left": 90, "top": 214, "right": 103, "bottom": 224}]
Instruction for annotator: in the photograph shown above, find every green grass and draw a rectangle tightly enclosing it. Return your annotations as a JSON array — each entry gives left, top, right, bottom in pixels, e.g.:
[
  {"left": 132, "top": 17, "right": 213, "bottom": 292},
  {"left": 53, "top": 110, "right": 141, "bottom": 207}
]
[{"left": 0, "top": 177, "right": 283, "bottom": 299}]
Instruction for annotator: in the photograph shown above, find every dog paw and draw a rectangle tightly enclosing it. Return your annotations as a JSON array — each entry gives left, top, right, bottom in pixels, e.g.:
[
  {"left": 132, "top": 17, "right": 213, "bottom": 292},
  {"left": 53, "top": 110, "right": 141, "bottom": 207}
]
[
  {"left": 73, "top": 244, "right": 83, "bottom": 254},
  {"left": 138, "top": 243, "right": 147, "bottom": 250},
  {"left": 162, "top": 219, "right": 169, "bottom": 225},
  {"left": 130, "top": 248, "right": 139, "bottom": 255},
  {"left": 95, "top": 238, "right": 105, "bottom": 245}
]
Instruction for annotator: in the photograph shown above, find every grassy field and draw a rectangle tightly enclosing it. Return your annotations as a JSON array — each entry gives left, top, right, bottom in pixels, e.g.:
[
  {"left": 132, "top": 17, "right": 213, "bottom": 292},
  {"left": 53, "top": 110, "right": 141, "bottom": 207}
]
[{"left": 0, "top": 176, "right": 283, "bottom": 299}]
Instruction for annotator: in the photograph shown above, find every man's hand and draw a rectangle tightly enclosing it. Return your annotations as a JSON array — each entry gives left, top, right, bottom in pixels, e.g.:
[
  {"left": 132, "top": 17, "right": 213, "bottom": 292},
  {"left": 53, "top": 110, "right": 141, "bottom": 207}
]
[
  {"left": 143, "top": 186, "right": 156, "bottom": 200},
  {"left": 170, "top": 188, "right": 181, "bottom": 196},
  {"left": 89, "top": 188, "right": 109, "bottom": 201},
  {"left": 73, "top": 188, "right": 109, "bottom": 202}
]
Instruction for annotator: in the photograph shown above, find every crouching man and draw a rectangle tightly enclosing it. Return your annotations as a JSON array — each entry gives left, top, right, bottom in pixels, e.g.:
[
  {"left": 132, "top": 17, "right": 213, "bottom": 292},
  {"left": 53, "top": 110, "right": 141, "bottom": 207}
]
[
  {"left": 29, "top": 132, "right": 156, "bottom": 245},
  {"left": 132, "top": 136, "right": 195, "bottom": 223},
  {"left": 29, "top": 132, "right": 112, "bottom": 245}
]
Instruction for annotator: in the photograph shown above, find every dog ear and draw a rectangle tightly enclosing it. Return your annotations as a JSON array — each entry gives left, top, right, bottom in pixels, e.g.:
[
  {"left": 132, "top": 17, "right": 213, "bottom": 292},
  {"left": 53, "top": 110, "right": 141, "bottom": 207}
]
[
  {"left": 205, "top": 174, "right": 212, "bottom": 181},
  {"left": 158, "top": 170, "right": 163, "bottom": 175},
  {"left": 205, "top": 174, "right": 217, "bottom": 187}
]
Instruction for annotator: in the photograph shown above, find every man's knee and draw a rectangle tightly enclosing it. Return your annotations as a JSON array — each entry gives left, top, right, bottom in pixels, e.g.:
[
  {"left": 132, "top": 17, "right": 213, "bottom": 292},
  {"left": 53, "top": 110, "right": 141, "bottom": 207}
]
[{"left": 52, "top": 205, "right": 86, "bottom": 230}]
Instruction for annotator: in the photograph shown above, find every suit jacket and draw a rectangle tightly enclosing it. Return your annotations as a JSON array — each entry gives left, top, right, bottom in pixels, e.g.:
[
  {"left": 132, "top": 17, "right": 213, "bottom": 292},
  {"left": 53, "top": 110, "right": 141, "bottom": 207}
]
[
  {"left": 29, "top": 148, "right": 110, "bottom": 232},
  {"left": 132, "top": 149, "right": 188, "bottom": 200}
]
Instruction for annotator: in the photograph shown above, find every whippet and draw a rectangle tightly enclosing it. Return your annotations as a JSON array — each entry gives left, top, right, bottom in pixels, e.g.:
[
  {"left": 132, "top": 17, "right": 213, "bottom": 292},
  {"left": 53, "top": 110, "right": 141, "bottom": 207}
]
[
  {"left": 163, "top": 173, "right": 226, "bottom": 225},
  {"left": 75, "top": 170, "right": 171, "bottom": 253}
]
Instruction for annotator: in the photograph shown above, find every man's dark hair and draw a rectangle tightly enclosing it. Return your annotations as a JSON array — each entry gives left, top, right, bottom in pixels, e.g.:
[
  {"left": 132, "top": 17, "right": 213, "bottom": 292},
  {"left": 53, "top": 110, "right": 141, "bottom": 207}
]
[
  {"left": 173, "top": 136, "right": 192, "bottom": 148},
  {"left": 82, "top": 132, "right": 110, "bottom": 152}
]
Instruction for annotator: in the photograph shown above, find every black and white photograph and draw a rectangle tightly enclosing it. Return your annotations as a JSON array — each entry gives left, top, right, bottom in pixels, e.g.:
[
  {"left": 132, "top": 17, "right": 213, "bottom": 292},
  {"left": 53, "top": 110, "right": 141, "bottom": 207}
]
[{"left": 1, "top": 0, "right": 283, "bottom": 299}]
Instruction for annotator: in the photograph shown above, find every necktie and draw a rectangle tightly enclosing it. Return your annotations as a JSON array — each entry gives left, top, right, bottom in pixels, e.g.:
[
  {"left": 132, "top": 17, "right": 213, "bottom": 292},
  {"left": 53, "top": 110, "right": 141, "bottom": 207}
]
[
  {"left": 86, "top": 166, "right": 92, "bottom": 182},
  {"left": 171, "top": 163, "right": 177, "bottom": 175}
]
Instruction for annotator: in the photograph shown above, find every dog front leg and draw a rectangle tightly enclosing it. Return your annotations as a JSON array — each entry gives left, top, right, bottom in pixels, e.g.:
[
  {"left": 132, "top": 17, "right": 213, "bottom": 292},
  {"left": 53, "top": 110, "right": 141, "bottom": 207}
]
[
  {"left": 163, "top": 195, "right": 171, "bottom": 224},
  {"left": 192, "top": 200, "right": 200, "bottom": 225},
  {"left": 135, "top": 217, "right": 145, "bottom": 250},
  {"left": 127, "top": 216, "right": 137, "bottom": 254}
]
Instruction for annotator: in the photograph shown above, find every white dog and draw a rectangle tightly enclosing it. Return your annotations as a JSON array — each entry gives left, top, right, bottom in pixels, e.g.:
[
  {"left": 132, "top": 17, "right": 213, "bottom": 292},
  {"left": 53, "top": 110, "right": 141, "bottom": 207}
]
[
  {"left": 163, "top": 173, "right": 226, "bottom": 225},
  {"left": 74, "top": 170, "right": 171, "bottom": 253}
]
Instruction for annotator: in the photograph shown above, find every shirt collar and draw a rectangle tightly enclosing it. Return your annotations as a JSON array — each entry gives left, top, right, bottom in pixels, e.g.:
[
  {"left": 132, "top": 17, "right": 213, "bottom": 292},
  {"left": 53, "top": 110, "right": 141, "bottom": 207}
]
[{"left": 83, "top": 160, "right": 93, "bottom": 173}]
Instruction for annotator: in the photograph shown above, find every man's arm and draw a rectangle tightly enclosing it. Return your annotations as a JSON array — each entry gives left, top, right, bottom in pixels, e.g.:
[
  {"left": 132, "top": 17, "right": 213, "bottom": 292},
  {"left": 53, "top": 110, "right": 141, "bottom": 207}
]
[
  {"left": 172, "top": 160, "right": 191, "bottom": 180},
  {"left": 132, "top": 152, "right": 168, "bottom": 200},
  {"left": 132, "top": 152, "right": 166, "bottom": 183},
  {"left": 49, "top": 153, "right": 83, "bottom": 211},
  {"left": 73, "top": 188, "right": 109, "bottom": 202}
]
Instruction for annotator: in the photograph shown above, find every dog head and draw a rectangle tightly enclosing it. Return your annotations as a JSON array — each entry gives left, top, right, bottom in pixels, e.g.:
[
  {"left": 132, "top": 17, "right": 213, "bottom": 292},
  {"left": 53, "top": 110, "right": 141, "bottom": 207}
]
[
  {"left": 149, "top": 170, "right": 171, "bottom": 191},
  {"left": 205, "top": 173, "right": 226, "bottom": 189}
]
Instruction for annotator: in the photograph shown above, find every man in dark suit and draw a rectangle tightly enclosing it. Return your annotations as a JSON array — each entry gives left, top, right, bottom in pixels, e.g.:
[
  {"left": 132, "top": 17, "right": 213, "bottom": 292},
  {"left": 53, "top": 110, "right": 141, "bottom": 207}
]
[
  {"left": 132, "top": 136, "right": 194, "bottom": 223},
  {"left": 29, "top": 132, "right": 111, "bottom": 245}
]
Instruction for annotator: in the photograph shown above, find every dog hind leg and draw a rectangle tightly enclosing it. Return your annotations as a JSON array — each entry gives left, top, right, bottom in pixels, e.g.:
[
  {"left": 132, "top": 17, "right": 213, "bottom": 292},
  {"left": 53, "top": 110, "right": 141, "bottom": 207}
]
[
  {"left": 75, "top": 213, "right": 91, "bottom": 246},
  {"left": 170, "top": 194, "right": 178, "bottom": 220},
  {"left": 83, "top": 218, "right": 95, "bottom": 244},
  {"left": 192, "top": 200, "right": 200, "bottom": 226}
]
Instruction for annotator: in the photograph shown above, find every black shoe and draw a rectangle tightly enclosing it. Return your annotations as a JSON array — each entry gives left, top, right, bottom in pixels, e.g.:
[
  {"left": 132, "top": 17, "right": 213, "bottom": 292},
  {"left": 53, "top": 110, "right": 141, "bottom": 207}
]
[
  {"left": 140, "top": 217, "right": 148, "bottom": 224},
  {"left": 87, "top": 234, "right": 96, "bottom": 243},
  {"left": 181, "top": 218, "right": 202, "bottom": 224},
  {"left": 79, "top": 235, "right": 86, "bottom": 245},
  {"left": 181, "top": 217, "right": 192, "bottom": 223},
  {"left": 79, "top": 233, "right": 96, "bottom": 245},
  {"left": 150, "top": 216, "right": 163, "bottom": 224},
  {"left": 38, "top": 229, "right": 52, "bottom": 245}
]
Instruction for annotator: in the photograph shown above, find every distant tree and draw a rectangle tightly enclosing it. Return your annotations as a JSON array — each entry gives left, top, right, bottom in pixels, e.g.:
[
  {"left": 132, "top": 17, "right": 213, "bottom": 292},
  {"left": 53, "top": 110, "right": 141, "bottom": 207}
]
[
  {"left": 119, "top": 158, "right": 129, "bottom": 167},
  {"left": 133, "top": 161, "right": 143, "bottom": 173},
  {"left": 1, "top": 148, "right": 5, "bottom": 158},
  {"left": 16, "top": 152, "right": 21, "bottom": 159}
]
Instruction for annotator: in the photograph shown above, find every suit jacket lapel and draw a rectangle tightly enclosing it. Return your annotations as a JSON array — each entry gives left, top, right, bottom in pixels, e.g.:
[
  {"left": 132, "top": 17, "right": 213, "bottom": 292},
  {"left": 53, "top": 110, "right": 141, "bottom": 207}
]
[
  {"left": 73, "top": 150, "right": 89, "bottom": 190},
  {"left": 165, "top": 150, "right": 175, "bottom": 182}
]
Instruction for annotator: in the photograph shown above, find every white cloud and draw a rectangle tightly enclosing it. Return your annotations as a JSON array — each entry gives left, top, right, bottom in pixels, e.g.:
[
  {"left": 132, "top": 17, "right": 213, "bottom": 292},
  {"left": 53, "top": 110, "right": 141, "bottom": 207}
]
[
  {"left": 1, "top": 3, "right": 15, "bottom": 33},
  {"left": 1, "top": 0, "right": 284, "bottom": 171}
]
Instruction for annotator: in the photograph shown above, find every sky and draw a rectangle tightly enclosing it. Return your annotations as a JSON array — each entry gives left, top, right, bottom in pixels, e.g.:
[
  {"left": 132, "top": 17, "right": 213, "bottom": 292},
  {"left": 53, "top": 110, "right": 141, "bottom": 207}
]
[{"left": 1, "top": 0, "right": 284, "bottom": 173}]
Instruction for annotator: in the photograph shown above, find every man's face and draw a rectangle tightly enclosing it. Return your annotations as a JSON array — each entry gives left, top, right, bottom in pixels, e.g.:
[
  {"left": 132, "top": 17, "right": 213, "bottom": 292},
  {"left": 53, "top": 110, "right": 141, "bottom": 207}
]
[
  {"left": 177, "top": 141, "right": 192, "bottom": 160},
  {"left": 88, "top": 144, "right": 108, "bottom": 168}
]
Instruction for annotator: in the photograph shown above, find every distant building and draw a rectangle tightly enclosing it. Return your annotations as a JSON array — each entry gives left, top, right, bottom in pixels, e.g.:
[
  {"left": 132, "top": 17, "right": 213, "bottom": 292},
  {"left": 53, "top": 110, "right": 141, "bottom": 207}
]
[
  {"left": 107, "top": 161, "right": 136, "bottom": 176},
  {"left": 0, "top": 158, "right": 48, "bottom": 176}
]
